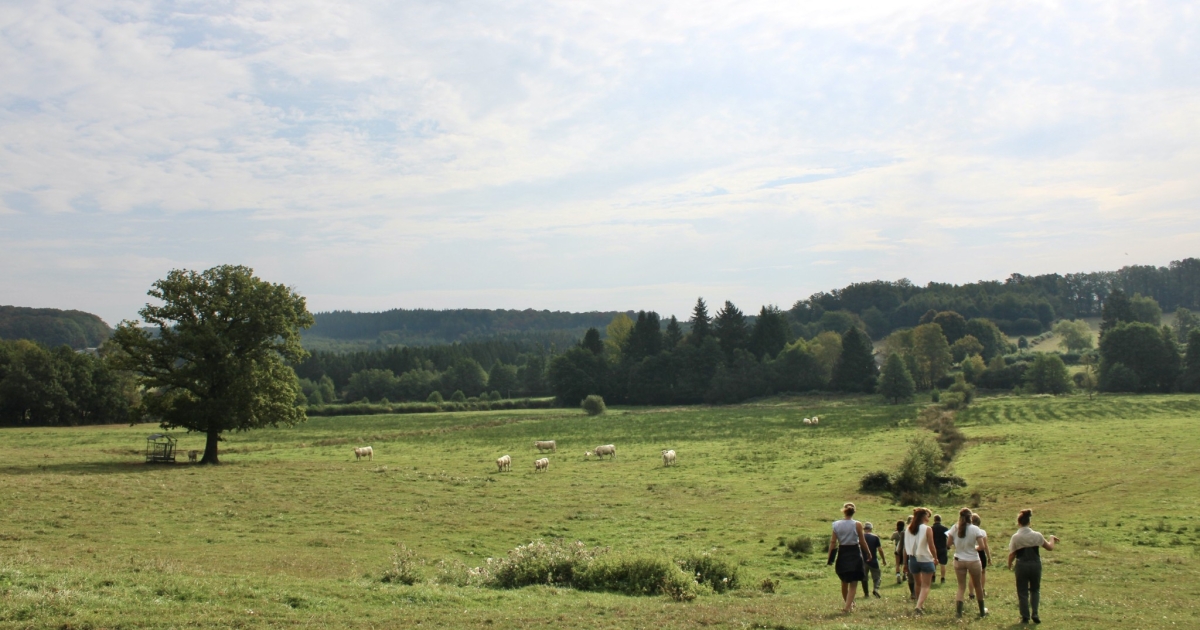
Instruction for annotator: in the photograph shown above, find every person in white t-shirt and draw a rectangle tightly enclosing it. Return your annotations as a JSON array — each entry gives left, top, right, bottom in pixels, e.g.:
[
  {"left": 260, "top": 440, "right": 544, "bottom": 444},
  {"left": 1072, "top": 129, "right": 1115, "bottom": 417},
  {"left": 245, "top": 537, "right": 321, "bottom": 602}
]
[
  {"left": 945, "top": 508, "right": 988, "bottom": 618},
  {"left": 900, "top": 507, "right": 938, "bottom": 615},
  {"left": 969, "top": 512, "right": 991, "bottom": 601}
]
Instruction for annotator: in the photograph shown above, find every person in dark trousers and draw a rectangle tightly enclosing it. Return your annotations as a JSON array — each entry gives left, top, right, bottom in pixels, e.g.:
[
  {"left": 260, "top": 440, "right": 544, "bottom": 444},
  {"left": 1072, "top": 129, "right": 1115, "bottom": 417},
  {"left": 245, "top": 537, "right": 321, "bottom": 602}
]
[
  {"left": 827, "top": 502, "right": 874, "bottom": 613},
  {"left": 931, "top": 514, "right": 950, "bottom": 584},
  {"left": 859, "top": 522, "right": 885, "bottom": 598},
  {"left": 1007, "top": 509, "right": 1059, "bottom": 624}
]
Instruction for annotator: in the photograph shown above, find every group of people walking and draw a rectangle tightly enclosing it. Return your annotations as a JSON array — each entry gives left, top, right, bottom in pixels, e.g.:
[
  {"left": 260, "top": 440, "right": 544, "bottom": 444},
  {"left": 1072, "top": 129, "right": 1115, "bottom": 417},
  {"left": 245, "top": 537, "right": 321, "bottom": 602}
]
[{"left": 828, "top": 502, "right": 1058, "bottom": 623}]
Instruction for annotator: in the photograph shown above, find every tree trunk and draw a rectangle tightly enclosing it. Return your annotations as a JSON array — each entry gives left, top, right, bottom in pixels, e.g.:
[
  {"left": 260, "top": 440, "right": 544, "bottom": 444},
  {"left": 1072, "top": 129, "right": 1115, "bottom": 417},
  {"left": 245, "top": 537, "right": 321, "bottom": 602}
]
[{"left": 201, "top": 428, "right": 221, "bottom": 464}]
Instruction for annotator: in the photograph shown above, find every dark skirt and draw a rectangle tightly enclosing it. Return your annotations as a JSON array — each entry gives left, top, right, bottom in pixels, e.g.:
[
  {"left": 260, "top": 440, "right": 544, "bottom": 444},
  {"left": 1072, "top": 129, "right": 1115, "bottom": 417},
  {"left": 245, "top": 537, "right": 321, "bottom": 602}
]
[{"left": 835, "top": 544, "right": 866, "bottom": 583}]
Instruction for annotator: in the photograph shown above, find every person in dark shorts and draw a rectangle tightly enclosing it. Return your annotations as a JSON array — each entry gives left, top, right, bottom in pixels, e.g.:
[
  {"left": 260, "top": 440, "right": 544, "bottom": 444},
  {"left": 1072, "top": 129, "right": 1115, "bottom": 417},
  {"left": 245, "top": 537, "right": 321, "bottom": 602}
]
[
  {"left": 827, "top": 502, "right": 874, "bottom": 613},
  {"left": 860, "top": 522, "right": 886, "bottom": 598},
  {"left": 1007, "top": 508, "right": 1059, "bottom": 624},
  {"left": 931, "top": 514, "right": 950, "bottom": 584}
]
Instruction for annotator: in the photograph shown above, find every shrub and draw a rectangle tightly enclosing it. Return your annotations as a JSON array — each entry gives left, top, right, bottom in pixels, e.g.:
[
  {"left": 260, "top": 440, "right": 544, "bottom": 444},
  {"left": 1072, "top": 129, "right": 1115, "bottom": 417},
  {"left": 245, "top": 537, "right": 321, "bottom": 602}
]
[
  {"left": 760, "top": 578, "right": 778, "bottom": 593},
  {"left": 1025, "top": 353, "right": 1072, "bottom": 394},
  {"left": 484, "top": 539, "right": 602, "bottom": 589},
  {"left": 381, "top": 544, "right": 423, "bottom": 585},
  {"left": 677, "top": 550, "right": 740, "bottom": 593},
  {"left": 784, "top": 535, "right": 813, "bottom": 555},
  {"left": 577, "top": 552, "right": 697, "bottom": 600},
  {"left": 427, "top": 391, "right": 444, "bottom": 403},
  {"left": 859, "top": 470, "right": 892, "bottom": 493},
  {"left": 450, "top": 390, "right": 467, "bottom": 403},
  {"left": 489, "top": 390, "right": 502, "bottom": 401},
  {"left": 891, "top": 435, "right": 944, "bottom": 497},
  {"left": 581, "top": 394, "right": 606, "bottom": 416}
]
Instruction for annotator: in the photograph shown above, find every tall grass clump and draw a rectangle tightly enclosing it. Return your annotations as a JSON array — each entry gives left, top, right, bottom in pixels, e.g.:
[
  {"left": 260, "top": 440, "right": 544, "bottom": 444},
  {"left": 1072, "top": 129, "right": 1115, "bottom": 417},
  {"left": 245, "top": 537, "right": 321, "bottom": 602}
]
[
  {"left": 678, "top": 550, "right": 740, "bottom": 593},
  {"left": 581, "top": 395, "right": 606, "bottom": 416},
  {"left": 381, "top": 544, "right": 423, "bottom": 585}
]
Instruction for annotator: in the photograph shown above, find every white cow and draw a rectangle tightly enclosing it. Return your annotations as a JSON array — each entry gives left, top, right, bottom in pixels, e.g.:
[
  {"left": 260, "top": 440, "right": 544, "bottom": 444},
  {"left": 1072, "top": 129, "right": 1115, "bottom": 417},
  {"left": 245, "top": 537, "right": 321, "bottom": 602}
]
[
  {"left": 496, "top": 454, "right": 512, "bottom": 472},
  {"left": 534, "top": 457, "right": 549, "bottom": 472},
  {"left": 587, "top": 444, "right": 616, "bottom": 460},
  {"left": 534, "top": 440, "right": 557, "bottom": 453},
  {"left": 661, "top": 449, "right": 676, "bottom": 466},
  {"left": 187, "top": 450, "right": 200, "bottom": 463},
  {"left": 354, "top": 446, "right": 373, "bottom": 461}
]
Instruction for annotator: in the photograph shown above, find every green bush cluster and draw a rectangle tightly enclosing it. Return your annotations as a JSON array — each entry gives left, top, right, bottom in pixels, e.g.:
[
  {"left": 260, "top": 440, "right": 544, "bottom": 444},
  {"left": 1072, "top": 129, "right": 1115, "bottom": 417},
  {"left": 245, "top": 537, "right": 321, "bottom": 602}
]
[{"left": 581, "top": 394, "right": 606, "bottom": 415}]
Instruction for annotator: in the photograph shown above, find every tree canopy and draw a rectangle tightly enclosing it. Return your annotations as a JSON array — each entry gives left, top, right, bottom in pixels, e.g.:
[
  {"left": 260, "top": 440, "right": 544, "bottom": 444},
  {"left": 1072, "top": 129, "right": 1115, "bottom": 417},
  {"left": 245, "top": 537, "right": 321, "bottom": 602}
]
[{"left": 110, "top": 265, "right": 314, "bottom": 464}]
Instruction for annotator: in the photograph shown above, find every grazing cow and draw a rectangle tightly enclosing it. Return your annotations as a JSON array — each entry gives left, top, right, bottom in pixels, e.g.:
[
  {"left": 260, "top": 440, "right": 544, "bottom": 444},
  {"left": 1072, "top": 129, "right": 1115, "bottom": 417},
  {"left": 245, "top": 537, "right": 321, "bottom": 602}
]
[
  {"left": 354, "top": 446, "right": 373, "bottom": 461},
  {"left": 496, "top": 454, "right": 512, "bottom": 472},
  {"left": 802, "top": 418, "right": 812, "bottom": 425},
  {"left": 534, "top": 457, "right": 549, "bottom": 472},
  {"left": 587, "top": 444, "right": 616, "bottom": 460},
  {"left": 187, "top": 450, "right": 200, "bottom": 463},
  {"left": 811, "top": 416, "right": 820, "bottom": 425},
  {"left": 661, "top": 449, "right": 676, "bottom": 466},
  {"left": 534, "top": 440, "right": 557, "bottom": 453}
]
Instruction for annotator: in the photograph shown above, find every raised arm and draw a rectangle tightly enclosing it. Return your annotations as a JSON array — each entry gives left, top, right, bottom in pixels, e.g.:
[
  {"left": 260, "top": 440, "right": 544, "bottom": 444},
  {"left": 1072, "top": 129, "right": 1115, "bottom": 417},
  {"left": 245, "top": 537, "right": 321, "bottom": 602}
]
[{"left": 1042, "top": 534, "right": 1059, "bottom": 551}]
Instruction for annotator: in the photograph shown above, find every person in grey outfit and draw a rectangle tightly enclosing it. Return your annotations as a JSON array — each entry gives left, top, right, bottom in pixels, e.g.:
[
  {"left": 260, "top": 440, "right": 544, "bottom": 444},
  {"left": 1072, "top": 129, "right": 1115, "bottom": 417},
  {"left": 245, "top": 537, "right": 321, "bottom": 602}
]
[{"left": 1006, "top": 509, "right": 1059, "bottom": 624}]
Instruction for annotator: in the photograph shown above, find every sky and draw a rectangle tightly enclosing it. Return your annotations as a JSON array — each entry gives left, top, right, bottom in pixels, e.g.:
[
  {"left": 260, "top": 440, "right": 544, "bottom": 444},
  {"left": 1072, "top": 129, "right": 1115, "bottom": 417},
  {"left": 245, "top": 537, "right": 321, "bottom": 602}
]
[{"left": 2, "top": 0, "right": 1198, "bottom": 326}]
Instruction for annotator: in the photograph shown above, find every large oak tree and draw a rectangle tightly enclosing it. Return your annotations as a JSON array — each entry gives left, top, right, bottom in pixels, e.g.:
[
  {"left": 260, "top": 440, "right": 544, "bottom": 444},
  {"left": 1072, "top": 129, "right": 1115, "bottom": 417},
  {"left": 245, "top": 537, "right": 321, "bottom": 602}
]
[{"left": 111, "top": 265, "right": 313, "bottom": 464}]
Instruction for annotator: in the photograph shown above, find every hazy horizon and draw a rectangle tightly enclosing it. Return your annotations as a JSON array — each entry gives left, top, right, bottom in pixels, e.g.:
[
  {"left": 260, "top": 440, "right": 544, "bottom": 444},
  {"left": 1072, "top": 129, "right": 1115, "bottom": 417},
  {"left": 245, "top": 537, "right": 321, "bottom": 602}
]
[{"left": 3, "top": 1, "right": 1198, "bottom": 325}]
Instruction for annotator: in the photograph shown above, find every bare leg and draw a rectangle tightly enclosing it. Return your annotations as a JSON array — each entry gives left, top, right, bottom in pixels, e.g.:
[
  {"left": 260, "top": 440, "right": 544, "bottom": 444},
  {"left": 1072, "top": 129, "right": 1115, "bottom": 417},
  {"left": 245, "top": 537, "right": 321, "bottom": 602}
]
[
  {"left": 842, "top": 581, "right": 857, "bottom": 612},
  {"left": 915, "top": 572, "right": 933, "bottom": 610}
]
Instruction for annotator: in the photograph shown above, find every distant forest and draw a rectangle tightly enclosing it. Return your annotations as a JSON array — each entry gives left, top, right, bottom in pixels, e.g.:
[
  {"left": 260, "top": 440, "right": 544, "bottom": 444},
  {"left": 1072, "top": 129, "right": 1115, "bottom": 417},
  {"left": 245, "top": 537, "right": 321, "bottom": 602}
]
[
  {"left": 0, "top": 306, "right": 112, "bottom": 350},
  {"left": 303, "top": 308, "right": 629, "bottom": 348},
  {"left": 291, "top": 258, "right": 1200, "bottom": 407},
  {"left": 4, "top": 258, "right": 1200, "bottom": 425}
]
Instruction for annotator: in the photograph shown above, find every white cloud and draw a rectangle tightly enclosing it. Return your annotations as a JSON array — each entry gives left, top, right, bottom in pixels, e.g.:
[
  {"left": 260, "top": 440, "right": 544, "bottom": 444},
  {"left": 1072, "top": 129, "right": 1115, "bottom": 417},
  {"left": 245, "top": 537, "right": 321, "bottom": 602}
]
[{"left": 0, "top": 0, "right": 1198, "bottom": 323}]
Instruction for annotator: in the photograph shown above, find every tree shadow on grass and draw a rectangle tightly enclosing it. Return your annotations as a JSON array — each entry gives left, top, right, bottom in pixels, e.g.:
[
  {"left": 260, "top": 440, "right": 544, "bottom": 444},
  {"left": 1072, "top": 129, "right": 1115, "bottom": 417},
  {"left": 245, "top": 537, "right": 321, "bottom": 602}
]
[{"left": 0, "top": 460, "right": 207, "bottom": 476}]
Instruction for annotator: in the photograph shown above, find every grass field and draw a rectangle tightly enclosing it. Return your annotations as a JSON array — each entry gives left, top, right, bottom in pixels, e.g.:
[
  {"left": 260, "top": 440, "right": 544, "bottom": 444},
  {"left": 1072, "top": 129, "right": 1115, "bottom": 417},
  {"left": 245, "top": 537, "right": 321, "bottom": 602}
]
[{"left": 2, "top": 394, "right": 1199, "bottom": 629}]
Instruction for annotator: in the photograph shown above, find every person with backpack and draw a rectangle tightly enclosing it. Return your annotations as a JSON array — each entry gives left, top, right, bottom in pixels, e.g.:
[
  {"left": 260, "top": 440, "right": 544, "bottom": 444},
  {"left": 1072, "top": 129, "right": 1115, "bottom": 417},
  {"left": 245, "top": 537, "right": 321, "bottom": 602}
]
[{"left": 1007, "top": 509, "right": 1059, "bottom": 624}]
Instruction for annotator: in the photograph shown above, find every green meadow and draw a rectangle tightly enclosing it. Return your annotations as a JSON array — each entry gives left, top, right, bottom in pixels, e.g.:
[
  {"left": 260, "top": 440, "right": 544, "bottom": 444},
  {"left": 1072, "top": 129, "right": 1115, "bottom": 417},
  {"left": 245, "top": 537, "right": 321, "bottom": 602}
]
[{"left": 2, "top": 394, "right": 1199, "bottom": 629}]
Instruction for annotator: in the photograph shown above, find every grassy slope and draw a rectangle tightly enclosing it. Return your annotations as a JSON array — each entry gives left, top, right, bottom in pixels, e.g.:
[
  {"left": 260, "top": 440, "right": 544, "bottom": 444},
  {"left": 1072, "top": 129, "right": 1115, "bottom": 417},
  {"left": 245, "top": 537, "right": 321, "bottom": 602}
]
[{"left": 1, "top": 395, "right": 1198, "bottom": 629}]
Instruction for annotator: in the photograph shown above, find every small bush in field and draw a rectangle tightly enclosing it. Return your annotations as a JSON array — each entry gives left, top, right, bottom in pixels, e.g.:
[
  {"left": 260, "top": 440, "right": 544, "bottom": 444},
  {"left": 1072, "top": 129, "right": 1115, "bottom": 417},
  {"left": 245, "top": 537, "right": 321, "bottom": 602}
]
[
  {"left": 859, "top": 471, "right": 892, "bottom": 493},
  {"left": 427, "top": 391, "right": 444, "bottom": 403},
  {"left": 577, "top": 552, "right": 697, "bottom": 600},
  {"left": 381, "top": 544, "right": 423, "bottom": 585},
  {"left": 677, "top": 550, "right": 740, "bottom": 592},
  {"left": 581, "top": 395, "right": 606, "bottom": 416},
  {"left": 785, "top": 535, "right": 813, "bottom": 555}
]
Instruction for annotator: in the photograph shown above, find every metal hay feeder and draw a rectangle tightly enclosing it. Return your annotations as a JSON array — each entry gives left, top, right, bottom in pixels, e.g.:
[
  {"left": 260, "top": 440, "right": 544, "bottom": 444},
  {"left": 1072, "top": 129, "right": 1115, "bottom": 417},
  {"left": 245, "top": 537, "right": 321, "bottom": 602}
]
[{"left": 145, "top": 433, "right": 178, "bottom": 463}]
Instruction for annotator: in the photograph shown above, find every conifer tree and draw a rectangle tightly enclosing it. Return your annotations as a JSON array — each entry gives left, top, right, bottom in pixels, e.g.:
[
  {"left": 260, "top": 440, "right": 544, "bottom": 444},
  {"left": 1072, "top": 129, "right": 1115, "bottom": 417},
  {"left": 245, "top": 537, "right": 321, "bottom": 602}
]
[
  {"left": 749, "top": 305, "right": 792, "bottom": 359},
  {"left": 713, "top": 301, "right": 749, "bottom": 361},
  {"left": 688, "top": 298, "right": 712, "bottom": 345},
  {"left": 581, "top": 328, "right": 604, "bottom": 355},
  {"left": 831, "top": 326, "right": 878, "bottom": 392},
  {"left": 664, "top": 316, "right": 683, "bottom": 349},
  {"left": 879, "top": 353, "right": 915, "bottom": 403}
]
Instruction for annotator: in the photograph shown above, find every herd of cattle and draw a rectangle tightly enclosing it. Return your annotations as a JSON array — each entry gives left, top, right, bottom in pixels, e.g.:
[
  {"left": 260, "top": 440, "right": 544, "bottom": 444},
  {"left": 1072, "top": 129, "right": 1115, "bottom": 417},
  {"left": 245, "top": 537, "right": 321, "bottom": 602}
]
[
  {"left": 348, "top": 440, "right": 681, "bottom": 473},
  {"left": 184, "top": 416, "right": 821, "bottom": 466}
]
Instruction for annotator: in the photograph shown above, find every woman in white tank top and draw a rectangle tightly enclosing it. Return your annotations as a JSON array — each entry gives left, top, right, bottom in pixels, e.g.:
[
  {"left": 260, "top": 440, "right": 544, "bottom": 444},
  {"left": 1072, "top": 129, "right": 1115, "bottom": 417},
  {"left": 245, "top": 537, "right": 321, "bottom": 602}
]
[{"left": 901, "top": 507, "right": 939, "bottom": 614}]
